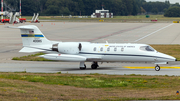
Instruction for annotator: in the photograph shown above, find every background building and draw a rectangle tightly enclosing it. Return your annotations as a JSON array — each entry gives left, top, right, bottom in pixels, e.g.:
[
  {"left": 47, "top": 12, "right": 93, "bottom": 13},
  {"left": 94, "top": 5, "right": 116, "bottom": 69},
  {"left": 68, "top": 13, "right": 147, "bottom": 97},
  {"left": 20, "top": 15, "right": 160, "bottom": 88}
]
[{"left": 91, "top": 8, "right": 113, "bottom": 18}]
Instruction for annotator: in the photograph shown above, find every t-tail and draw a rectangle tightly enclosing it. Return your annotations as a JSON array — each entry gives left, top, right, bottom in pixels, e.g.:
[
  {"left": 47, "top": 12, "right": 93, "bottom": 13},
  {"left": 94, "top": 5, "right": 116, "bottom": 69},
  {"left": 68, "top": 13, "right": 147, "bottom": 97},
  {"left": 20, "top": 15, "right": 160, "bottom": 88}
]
[{"left": 8, "top": 25, "right": 55, "bottom": 53}]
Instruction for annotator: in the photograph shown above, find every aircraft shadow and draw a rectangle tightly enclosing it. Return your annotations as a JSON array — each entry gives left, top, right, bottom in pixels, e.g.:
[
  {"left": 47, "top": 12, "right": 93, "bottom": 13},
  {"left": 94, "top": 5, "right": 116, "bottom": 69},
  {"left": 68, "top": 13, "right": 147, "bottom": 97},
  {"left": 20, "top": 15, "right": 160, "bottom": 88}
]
[{"left": 55, "top": 67, "right": 118, "bottom": 71}]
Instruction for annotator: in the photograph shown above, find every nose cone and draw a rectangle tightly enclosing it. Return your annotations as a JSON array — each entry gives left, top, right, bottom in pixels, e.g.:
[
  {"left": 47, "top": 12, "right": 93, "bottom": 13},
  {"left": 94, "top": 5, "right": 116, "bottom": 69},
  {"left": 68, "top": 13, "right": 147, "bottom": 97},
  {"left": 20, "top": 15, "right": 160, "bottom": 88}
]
[{"left": 157, "top": 52, "right": 176, "bottom": 62}]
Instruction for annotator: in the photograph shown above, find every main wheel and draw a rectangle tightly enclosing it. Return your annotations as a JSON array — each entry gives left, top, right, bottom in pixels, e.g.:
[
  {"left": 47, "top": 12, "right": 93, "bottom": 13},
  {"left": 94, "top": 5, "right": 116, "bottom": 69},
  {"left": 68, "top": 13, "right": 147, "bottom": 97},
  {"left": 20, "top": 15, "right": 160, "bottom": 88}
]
[
  {"left": 91, "top": 64, "right": 97, "bottom": 69},
  {"left": 155, "top": 65, "right": 160, "bottom": 71},
  {"left": 80, "top": 64, "right": 86, "bottom": 70}
]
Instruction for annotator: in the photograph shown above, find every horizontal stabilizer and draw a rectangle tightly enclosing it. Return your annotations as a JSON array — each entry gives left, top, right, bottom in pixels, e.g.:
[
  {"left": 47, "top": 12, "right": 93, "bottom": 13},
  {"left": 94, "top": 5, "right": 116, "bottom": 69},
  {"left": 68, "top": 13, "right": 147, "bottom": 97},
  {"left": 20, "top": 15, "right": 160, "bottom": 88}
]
[{"left": 19, "top": 47, "right": 46, "bottom": 53}]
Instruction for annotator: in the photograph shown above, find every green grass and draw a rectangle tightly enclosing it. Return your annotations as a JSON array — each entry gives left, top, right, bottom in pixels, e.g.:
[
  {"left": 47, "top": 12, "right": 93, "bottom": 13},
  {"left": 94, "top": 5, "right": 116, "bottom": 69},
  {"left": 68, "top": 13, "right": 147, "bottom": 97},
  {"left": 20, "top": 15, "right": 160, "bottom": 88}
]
[
  {"left": 12, "top": 53, "right": 51, "bottom": 61},
  {"left": 0, "top": 73, "right": 180, "bottom": 100},
  {"left": 16, "top": 89, "right": 27, "bottom": 93},
  {"left": 0, "top": 73, "right": 178, "bottom": 89}
]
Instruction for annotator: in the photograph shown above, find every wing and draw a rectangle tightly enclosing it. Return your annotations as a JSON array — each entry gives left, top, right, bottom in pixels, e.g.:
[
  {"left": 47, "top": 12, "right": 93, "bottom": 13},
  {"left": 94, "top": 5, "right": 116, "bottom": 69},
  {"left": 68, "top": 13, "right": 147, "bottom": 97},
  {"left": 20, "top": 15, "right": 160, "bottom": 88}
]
[
  {"left": 39, "top": 54, "right": 102, "bottom": 62},
  {"left": 85, "top": 56, "right": 102, "bottom": 61}
]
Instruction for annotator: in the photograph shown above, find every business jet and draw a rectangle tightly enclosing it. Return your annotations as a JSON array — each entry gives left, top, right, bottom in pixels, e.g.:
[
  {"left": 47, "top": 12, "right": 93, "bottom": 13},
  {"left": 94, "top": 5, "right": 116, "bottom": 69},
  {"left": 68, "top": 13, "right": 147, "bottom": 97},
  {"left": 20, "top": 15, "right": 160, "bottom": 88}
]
[{"left": 8, "top": 25, "right": 176, "bottom": 71}]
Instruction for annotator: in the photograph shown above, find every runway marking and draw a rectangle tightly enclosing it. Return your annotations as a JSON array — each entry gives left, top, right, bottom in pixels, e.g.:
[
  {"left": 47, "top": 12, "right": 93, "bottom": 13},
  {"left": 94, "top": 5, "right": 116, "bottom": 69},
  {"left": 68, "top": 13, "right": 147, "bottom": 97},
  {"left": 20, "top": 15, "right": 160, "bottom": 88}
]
[
  {"left": 134, "top": 23, "right": 174, "bottom": 42},
  {"left": 88, "top": 23, "right": 152, "bottom": 42},
  {"left": 124, "top": 66, "right": 180, "bottom": 69}
]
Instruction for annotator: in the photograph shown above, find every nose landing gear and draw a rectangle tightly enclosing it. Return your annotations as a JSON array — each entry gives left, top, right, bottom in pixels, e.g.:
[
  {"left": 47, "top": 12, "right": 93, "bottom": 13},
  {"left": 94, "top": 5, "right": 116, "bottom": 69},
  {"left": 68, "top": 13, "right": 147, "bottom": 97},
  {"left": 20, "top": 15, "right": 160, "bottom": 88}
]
[{"left": 155, "top": 65, "right": 160, "bottom": 71}]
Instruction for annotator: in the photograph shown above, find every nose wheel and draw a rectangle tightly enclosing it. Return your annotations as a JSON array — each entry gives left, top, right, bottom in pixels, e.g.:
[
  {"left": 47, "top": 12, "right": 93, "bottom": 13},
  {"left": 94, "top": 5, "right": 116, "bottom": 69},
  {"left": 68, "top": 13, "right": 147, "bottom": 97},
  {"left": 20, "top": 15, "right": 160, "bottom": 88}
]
[{"left": 155, "top": 65, "right": 160, "bottom": 71}]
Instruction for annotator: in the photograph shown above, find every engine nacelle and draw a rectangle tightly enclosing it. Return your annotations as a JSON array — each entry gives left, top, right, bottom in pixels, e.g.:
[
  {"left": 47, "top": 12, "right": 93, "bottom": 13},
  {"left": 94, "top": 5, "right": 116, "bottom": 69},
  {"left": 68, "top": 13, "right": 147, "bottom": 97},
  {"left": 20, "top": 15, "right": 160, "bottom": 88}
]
[{"left": 52, "top": 42, "right": 82, "bottom": 54}]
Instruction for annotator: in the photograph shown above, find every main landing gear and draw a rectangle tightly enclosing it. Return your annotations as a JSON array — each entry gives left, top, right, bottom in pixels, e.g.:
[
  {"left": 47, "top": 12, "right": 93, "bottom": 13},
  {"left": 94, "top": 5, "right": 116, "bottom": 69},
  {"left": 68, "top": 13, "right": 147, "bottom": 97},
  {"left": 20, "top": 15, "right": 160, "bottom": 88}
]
[
  {"left": 80, "top": 62, "right": 86, "bottom": 70},
  {"left": 79, "top": 61, "right": 99, "bottom": 70},
  {"left": 155, "top": 65, "right": 160, "bottom": 71},
  {"left": 91, "top": 62, "right": 99, "bottom": 69}
]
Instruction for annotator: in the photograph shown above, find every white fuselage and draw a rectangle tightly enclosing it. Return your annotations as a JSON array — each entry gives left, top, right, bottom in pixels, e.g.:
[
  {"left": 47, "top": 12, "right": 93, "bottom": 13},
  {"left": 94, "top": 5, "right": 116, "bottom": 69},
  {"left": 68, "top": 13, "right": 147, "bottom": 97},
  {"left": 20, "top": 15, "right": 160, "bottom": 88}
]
[
  {"left": 81, "top": 43, "right": 175, "bottom": 63},
  {"left": 42, "top": 42, "right": 176, "bottom": 64}
]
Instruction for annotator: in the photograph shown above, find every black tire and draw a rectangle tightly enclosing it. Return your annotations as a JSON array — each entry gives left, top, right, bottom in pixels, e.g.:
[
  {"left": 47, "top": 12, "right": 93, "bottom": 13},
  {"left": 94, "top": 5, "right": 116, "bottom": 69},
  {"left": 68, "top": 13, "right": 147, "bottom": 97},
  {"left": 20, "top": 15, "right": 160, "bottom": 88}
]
[
  {"left": 91, "top": 64, "right": 97, "bottom": 69},
  {"left": 80, "top": 64, "right": 86, "bottom": 70},
  {"left": 155, "top": 65, "right": 160, "bottom": 71},
  {"left": 80, "top": 67, "right": 86, "bottom": 70}
]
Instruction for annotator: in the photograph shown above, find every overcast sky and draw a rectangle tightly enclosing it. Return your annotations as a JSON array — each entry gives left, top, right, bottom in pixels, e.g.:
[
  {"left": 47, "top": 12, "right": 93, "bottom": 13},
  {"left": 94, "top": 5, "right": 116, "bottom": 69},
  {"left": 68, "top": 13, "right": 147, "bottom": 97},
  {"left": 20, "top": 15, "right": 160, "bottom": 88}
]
[{"left": 146, "top": 0, "right": 180, "bottom": 4}]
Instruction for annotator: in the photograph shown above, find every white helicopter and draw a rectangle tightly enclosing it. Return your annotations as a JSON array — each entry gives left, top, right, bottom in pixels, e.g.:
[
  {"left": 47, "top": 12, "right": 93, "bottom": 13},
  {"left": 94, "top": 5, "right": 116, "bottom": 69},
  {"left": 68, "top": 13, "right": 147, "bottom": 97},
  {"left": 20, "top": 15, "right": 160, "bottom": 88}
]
[{"left": 8, "top": 25, "right": 177, "bottom": 71}]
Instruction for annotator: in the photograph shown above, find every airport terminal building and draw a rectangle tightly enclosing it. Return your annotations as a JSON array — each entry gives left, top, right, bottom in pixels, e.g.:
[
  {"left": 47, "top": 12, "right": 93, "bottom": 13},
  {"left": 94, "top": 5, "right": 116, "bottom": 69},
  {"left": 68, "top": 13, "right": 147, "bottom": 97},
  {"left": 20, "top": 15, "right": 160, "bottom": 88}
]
[{"left": 91, "top": 9, "right": 113, "bottom": 18}]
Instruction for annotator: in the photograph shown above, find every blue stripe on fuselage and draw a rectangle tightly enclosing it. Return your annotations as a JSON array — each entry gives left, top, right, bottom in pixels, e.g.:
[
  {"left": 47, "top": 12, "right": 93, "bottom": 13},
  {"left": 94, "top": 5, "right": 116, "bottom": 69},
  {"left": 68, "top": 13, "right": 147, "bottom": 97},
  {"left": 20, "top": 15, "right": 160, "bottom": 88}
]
[
  {"left": 79, "top": 52, "right": 174, "bottom": 61},
  {"left": 21, "top": 34, "right": 44, "bottom": 38}
]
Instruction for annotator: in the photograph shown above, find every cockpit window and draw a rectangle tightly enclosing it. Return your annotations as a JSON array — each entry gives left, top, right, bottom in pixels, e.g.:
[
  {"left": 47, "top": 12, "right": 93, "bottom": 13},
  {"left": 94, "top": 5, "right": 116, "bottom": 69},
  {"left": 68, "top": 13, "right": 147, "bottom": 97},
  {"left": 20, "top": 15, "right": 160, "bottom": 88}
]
[{"left": 140, "top": 46, "right": 155, "bottom": 52}]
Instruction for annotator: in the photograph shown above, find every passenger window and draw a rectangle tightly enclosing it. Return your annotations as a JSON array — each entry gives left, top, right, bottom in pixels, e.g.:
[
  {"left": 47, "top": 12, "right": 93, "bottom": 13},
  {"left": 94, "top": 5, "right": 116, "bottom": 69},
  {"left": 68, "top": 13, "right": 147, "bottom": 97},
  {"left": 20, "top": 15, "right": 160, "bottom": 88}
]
[
  {"left": 107, "top": 47, "right": 110, "bottom": 51},
  {"left": 100, "top": 47, "right": 103, "bottom": 51},
  {"left": 114, "top": 47, "right": 117, "bottom": 51},
  {"left": 93, "top": 47, "right": 96, "bottom": 51}
]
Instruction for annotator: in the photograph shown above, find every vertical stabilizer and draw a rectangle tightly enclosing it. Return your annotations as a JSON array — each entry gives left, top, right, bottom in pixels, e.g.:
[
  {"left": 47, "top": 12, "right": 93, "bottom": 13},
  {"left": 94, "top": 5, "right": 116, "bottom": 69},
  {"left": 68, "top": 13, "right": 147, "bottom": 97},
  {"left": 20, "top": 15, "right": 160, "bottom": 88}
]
[
  {"left": 17, "top": 25, "right": 51, "bottom": 47},
  {"left": 8, "top": 25, "right": 53, "bottom": 53}
]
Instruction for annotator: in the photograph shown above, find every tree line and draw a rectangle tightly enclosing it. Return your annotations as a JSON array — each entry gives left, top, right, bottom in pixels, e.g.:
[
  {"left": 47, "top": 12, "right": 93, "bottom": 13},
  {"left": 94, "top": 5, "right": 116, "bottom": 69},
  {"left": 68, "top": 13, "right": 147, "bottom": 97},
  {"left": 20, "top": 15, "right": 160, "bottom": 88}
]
[{"left": 3, "top": 0, "right": 180, "bottom": 17}]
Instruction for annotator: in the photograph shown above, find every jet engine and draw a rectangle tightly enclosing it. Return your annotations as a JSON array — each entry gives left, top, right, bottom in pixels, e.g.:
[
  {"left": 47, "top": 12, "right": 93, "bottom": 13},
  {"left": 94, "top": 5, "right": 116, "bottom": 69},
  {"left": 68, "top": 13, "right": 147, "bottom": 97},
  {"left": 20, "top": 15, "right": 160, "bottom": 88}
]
[{"left": 52, "top": 42, "right": 82, "bottom": 54}]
